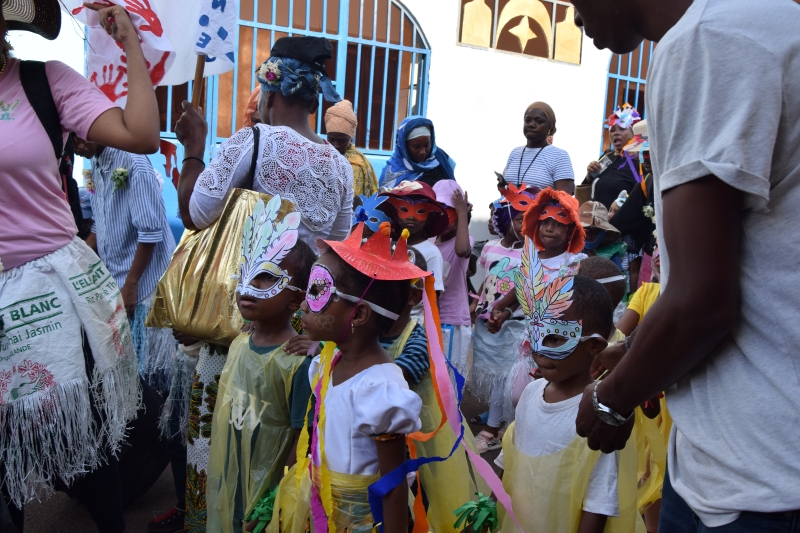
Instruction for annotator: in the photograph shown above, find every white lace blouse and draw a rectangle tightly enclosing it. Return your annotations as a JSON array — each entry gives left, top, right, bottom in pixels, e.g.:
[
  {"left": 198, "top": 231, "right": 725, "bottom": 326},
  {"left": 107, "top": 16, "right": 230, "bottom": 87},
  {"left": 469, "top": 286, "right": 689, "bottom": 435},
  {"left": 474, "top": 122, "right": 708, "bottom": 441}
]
[{"left": 189, "top": 125, "right": 354, "bottom": 248}]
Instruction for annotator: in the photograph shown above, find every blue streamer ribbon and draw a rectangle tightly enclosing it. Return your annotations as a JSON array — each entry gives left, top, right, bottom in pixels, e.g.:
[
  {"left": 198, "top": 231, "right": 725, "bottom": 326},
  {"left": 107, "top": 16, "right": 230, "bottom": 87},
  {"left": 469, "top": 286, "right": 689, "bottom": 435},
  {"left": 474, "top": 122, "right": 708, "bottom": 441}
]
[{"left": 367, "top": 357, "right": 467, "bottom": 531}]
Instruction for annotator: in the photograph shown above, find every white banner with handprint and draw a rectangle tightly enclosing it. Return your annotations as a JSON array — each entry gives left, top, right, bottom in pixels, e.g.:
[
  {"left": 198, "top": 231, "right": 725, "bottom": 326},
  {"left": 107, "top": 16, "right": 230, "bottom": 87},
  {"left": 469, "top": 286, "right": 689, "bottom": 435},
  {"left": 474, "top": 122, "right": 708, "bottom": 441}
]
[{"left": 62, "top": 0, "right": 236, "bottom": 107}]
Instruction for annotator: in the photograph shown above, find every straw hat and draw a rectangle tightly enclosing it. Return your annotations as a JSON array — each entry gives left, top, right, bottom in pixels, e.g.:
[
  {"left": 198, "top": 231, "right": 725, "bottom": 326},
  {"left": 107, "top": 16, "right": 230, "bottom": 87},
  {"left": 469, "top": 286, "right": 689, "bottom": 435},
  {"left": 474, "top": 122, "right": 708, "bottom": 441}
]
[
  {"left": 579, "top": 201, "right": 621, "bottom": 242},
  {"left": 2, "top": 0, "right": 61, "bottom": 40}
]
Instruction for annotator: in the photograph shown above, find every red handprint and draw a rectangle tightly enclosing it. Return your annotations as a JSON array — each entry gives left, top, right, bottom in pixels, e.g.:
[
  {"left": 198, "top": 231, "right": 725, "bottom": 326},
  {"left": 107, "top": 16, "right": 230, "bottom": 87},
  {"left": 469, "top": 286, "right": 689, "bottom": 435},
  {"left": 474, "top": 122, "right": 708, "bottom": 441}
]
[
  {"left": 160, "top": 140, "right": 181, "bottom": 189},
  {"left": 147, "top": 51, "right": 171, "bottom": 85},
  {"left": 90, "top": 62, "right": 129, "bottom": 102},
  {"left": 126, "top": 0, "right": 163, "bottom": 37}
]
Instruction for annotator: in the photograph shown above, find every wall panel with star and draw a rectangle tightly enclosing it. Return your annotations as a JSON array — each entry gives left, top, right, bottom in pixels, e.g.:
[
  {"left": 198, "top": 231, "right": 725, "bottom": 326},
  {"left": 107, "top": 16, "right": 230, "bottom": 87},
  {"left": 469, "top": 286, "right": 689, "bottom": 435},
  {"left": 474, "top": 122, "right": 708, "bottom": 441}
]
[{"left": 458, "top": 0, "right": 582, "bottom": 65}]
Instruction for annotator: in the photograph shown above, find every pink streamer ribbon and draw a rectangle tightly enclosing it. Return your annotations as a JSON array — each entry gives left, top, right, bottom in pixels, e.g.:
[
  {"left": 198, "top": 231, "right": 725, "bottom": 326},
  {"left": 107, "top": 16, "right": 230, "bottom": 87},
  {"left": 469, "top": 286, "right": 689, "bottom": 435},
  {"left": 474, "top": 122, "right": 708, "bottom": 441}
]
[{"left": 421, "top": 290, "right": 523, "bottom": 532}]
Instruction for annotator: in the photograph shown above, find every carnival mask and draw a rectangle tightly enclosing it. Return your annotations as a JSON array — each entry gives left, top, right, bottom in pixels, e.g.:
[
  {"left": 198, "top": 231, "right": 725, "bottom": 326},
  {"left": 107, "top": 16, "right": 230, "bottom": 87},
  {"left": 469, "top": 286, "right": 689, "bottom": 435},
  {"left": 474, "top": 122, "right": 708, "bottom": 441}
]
[
  {"left": 538, "top": 203, "right": 572, "bottom": 226},
  {"left": 235, "top": 195, "right": 302, "bottom": 299},
  {"left": 502, "top": 183, "right": 538, "bottom": 211},
  {"left": 388, "top": 197, "right": 440, "bottom": 221},
  {"left": 352, "top": 193, "right": 391, "bottom": 232},
  {"left": 514, "top": 237, "right": 604, "bottom": 360},
  {"left": 305, "top": 264, "right": 399, "bottom": 319}
]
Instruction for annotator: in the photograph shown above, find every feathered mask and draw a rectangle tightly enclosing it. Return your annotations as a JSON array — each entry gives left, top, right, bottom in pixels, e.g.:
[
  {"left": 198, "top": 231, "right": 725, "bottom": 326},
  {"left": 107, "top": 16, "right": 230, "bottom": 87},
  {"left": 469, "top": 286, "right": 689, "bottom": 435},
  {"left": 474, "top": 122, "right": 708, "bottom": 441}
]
[
  {"left": 513, "top": 237, "right": 585, "bottom": 360},
  {"left": 352, "top": 193, "right": 391, "bottom": 232},
  {"left": 607, "top": 103, "right": 641, "bottom": 130},
  {"left": 235, "top": 195, "right": 302, "bottom": 299}
]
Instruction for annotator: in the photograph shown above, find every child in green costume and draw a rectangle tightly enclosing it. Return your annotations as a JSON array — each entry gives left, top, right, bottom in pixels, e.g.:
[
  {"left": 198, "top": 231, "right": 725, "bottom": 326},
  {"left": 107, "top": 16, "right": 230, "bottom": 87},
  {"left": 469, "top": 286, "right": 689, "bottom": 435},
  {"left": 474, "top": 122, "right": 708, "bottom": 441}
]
[{"left": 206, "top": 196, "right": 317, "bottom": 533}]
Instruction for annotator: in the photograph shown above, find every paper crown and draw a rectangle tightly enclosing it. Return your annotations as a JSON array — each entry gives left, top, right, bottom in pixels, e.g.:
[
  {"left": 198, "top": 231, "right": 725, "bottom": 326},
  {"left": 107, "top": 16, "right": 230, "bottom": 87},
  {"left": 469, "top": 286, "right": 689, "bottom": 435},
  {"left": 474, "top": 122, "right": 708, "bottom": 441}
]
[
  {"left": 352, "top": 193, "right": 391, "bottom": 231},
  {"left": 319, "top": 222, "right": 431, "bottom": 281},
  {"left": 607, "top": 103, "right": 641, "bottom": 130},
  {"left": 501, "top": 183, "right": 540, "bottom": 211},
  {"left": 522, "top": 188, "right": 586, "bottom": 254}
]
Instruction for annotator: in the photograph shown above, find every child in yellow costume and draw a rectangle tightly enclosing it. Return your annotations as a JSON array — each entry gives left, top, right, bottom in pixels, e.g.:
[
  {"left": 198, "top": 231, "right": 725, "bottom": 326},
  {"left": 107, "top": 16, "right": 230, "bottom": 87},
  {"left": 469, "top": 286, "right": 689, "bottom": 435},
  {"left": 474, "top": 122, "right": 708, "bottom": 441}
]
[
  {"left": 379, "top": 248, "right": 489, "bottom": 533},
  {"left": 495, "top": 237, "right": 644, "bottom": 533},
  {"left": 205, "top": 196, "right": 318, "bottom": 533}
]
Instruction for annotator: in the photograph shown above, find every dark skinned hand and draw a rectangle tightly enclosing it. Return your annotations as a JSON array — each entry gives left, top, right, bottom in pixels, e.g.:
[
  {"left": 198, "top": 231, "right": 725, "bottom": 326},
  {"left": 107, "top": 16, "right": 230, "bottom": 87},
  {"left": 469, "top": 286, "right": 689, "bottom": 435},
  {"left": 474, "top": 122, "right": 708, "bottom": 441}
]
[
  {"left": 175, "top": 101, "right": 208, "bottom": 156},
  {"left": 285, "top": 335, "right": 319, "bottom": 356},
  {"left": 590, "top": 341, "right": 627, "bottom": 380},
  {"left": 576, "top": 382, "right": 634, "bottom": 453}
]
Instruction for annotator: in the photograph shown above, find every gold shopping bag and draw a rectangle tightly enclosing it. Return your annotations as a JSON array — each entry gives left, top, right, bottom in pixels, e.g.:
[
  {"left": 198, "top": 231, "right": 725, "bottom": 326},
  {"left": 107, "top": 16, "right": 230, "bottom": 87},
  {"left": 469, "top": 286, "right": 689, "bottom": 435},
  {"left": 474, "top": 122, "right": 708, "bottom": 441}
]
[{"left": 146, "top": 189, "right": 296, "bottom": 345}]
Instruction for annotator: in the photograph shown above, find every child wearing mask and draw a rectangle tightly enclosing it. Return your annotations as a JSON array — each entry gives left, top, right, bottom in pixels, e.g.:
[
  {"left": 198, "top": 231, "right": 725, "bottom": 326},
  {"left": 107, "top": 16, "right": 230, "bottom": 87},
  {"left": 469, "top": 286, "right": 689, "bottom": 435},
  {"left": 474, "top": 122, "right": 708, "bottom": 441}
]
[
  {"left": 469, "top": 185, "right": 537, "bottom": 453},
  {"left": 432, "top": 180, "right": 474, "bottom": 377},
  {"left": 494, "top": 238, "right": 643, "bottom": 533},
  {"left": 378, "top": 180, "right": 449, "bottom": 322},
  {"left": 206, "top": 197, "right": 317, "bottom": 533}
]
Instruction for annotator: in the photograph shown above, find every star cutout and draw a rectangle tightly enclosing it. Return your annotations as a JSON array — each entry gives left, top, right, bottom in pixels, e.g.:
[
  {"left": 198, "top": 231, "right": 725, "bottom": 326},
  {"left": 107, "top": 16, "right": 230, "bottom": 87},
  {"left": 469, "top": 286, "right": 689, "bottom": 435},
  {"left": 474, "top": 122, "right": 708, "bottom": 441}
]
[{"left": 508, "top": 16, "right": 537, "bottom": 52}]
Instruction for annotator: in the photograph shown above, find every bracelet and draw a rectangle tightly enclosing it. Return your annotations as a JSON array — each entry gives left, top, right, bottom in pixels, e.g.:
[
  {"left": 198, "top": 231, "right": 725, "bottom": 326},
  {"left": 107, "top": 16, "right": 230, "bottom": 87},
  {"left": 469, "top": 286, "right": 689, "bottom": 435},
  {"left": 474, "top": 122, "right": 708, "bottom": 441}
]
[
  {"left": 624, "top": 336, "right": 631, "bottom": 351},
  {"left": 502, "top": 307, "right": 513, "bottom": 316},
  {"left": 182, "top": 156, "right": 205, "bottom": 168}
]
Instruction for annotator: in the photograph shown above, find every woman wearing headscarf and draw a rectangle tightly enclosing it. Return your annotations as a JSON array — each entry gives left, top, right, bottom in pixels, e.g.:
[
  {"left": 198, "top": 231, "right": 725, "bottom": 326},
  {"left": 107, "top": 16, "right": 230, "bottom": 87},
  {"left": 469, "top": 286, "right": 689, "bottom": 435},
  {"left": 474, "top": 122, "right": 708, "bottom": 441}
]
[
  {"left": 379, "top": 116, "right": 456, "bottom": 188},
  {"left": 176, "top": 36, "right": 353, "bottom": 250},
  {"left": 173, "top": 36, "right": 352, "bottom": 531},
  {"left": 324, "top": 99, "right": 378, "bottom": 197},
  {"left": 0, "top": 2, "right": 159, "bottom": 531},
  {"left": 500, "top": 102, "right": 575, "bottom": 194}
]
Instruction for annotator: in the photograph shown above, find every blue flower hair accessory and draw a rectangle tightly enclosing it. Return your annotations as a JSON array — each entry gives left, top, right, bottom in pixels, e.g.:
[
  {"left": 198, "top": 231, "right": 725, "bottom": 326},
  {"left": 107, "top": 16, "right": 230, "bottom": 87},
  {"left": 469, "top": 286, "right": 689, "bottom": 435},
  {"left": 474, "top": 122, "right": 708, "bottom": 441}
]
[
  {"left": 352, "top": 193, "right": 391, "bottom": 232},
  {"left": 257, "top": 56, "right": 341, "bottom": 102}
]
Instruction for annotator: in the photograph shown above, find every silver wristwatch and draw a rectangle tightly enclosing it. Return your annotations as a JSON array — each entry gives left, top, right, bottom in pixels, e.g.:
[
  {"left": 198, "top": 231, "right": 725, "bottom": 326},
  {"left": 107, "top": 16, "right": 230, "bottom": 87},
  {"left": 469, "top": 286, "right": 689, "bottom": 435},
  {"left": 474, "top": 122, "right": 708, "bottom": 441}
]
[{"left": 592, "top": 381, "right": 633, "bottom": 426}]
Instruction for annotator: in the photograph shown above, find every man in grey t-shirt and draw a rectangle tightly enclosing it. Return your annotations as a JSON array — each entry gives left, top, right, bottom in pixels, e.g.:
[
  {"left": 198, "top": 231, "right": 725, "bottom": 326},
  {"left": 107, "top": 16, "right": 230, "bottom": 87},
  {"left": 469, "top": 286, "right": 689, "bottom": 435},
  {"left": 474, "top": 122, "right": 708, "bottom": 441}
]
[{"left": 570, "top": 0, "right": 800, "bottom": 531}]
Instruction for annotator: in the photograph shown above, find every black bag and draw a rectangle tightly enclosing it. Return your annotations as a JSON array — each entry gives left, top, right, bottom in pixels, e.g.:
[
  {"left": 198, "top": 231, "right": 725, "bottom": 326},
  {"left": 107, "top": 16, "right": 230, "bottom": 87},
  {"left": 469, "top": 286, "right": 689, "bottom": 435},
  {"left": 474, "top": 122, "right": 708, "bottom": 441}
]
[{"left": 19, "top": 60, "right": 83, "bottom": 230}]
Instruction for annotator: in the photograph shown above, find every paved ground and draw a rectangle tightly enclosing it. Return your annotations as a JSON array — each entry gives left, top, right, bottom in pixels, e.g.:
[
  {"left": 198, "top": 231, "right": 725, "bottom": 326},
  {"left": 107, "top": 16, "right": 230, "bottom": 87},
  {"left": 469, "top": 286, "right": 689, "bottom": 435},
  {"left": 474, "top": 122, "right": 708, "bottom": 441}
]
[
  {"left": 22, "top": 467, "right": 175, "bottom": 533},
  {"left": 21, "top": 391, "right": 500, "bottom": 533}
]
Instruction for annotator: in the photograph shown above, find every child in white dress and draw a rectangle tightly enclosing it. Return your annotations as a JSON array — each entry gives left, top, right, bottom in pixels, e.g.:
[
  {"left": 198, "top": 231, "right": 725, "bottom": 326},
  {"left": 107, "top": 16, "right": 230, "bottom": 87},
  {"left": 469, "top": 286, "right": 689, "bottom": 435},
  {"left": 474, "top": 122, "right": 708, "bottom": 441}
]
[{"left": 267, "top": 222, "right": 428, "bottom": 533}]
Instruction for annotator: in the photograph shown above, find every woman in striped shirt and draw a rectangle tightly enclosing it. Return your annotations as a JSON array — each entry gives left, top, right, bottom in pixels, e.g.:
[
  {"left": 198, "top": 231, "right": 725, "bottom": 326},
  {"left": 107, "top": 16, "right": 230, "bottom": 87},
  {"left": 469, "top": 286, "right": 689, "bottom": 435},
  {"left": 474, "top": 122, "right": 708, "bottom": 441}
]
[{"left": 501, "top": 102, "right": 575, "bottom": 194}]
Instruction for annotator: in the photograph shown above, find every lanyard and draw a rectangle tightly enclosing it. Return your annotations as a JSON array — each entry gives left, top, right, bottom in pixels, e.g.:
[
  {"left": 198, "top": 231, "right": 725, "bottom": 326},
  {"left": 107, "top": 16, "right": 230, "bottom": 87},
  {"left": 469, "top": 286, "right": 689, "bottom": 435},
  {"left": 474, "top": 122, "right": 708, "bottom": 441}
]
[{"left": 516, "top": 145, "right": 546, "bottom": 186}]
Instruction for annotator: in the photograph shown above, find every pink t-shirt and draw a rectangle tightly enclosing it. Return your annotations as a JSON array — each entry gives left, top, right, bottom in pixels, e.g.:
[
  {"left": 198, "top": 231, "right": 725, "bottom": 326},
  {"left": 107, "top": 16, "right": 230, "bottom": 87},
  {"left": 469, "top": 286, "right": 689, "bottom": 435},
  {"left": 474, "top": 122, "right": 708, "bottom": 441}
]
[
  {"left": 435, "top": 234, "right": 474, "bottom": 327},
  {"left": 0, "top": 58, "right": 117, "bottom": 270}
]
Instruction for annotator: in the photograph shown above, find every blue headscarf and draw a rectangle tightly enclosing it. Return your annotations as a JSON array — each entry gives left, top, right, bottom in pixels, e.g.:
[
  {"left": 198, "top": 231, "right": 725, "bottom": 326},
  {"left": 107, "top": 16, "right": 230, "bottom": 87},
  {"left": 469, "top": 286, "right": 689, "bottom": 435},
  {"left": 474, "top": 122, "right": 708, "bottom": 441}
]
[
  {"left": 257, "top": 56, "right": 341, "bottom": 102},
  {"left": 379, "top": 116, "right": 456, "bottom": 187}
]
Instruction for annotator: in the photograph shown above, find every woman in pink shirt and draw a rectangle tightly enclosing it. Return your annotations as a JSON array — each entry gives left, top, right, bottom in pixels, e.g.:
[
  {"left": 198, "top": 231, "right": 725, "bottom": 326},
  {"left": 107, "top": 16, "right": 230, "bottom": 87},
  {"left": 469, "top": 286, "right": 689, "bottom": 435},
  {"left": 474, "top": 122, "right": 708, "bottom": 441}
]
[{"left": 0, "top": 2, "right": 159, "bottom": 530}]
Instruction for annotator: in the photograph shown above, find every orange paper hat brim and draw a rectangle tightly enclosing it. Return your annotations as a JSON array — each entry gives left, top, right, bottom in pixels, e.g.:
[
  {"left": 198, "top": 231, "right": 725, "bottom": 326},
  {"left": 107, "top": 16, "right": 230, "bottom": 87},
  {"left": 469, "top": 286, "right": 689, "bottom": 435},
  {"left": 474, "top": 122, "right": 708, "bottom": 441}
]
[
  {"left": 319, "top": 223, "right": 432, "bottom": 281},
  {"left": 522, "top": 188, "right": 586, "bottom": 254}
]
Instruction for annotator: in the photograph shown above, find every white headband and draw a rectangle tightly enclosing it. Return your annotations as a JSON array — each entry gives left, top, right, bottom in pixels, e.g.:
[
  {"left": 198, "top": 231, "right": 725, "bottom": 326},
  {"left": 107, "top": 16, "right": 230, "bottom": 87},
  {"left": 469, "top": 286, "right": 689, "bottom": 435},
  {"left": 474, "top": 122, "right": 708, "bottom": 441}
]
[
  {"left": 407, "top": 126, "right": 431, "bottom": 140},
  {"left": 596, "top": 275, "right": 625, "bottom": 285}
]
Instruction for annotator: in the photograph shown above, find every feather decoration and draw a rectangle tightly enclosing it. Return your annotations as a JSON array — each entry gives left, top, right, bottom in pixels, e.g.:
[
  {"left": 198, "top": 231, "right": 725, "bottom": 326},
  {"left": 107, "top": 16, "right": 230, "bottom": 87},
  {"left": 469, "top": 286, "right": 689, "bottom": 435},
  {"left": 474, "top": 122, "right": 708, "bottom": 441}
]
[{"left": 235, "top": 195, "right": 301, "bottom": 298}]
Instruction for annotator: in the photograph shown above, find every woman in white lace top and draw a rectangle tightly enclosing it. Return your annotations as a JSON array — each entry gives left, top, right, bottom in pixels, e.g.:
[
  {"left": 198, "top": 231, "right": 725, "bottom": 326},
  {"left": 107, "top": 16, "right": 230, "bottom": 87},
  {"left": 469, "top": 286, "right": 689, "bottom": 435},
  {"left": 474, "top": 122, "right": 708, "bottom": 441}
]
[{"left": 175, "top": 36, "right": 354, "bottom": 249}]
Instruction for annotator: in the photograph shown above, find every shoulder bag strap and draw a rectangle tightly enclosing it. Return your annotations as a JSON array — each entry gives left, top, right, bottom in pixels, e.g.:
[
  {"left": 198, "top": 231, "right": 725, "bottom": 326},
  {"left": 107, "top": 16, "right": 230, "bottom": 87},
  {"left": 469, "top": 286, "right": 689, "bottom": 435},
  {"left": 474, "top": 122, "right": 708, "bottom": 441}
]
[
  {"left": 19, "top": 60, "right": 63, "bottom": 160},
  {"left": 247, "top": 125, "right": 260, "bottom": 189}
]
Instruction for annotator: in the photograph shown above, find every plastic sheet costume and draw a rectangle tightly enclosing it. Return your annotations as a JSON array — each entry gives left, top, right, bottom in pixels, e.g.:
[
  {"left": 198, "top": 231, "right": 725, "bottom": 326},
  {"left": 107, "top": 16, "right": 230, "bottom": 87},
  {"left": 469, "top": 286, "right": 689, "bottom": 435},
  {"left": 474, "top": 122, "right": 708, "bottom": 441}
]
[
  {"left": 268, "top": 223, "right": 518, "bottom": 533},
  {"left": 206, "top": 338, "right": 308, "bottom": 533},
  {"left": 497, "top": 424, "right": 645, "bottom": 533}
]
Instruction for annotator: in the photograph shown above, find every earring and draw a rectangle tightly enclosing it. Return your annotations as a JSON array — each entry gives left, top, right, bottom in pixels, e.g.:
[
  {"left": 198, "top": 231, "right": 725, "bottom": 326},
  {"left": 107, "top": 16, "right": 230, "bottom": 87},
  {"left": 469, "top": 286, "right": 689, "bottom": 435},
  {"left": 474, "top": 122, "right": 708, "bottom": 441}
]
[{"left": 351, "top": 323, "right": 355, "bottom": 335}]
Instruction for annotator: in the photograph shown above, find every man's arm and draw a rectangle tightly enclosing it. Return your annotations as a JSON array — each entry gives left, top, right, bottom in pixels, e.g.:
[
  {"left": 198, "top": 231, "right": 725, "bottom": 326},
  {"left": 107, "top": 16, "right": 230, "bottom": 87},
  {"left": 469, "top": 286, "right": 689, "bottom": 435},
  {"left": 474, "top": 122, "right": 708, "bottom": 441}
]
[
  {"left": 576, "top": 176, "right": 742, "bottom": 452},
  {"left": 121, "top": 242, "right": 156, "bottom": 317}
]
